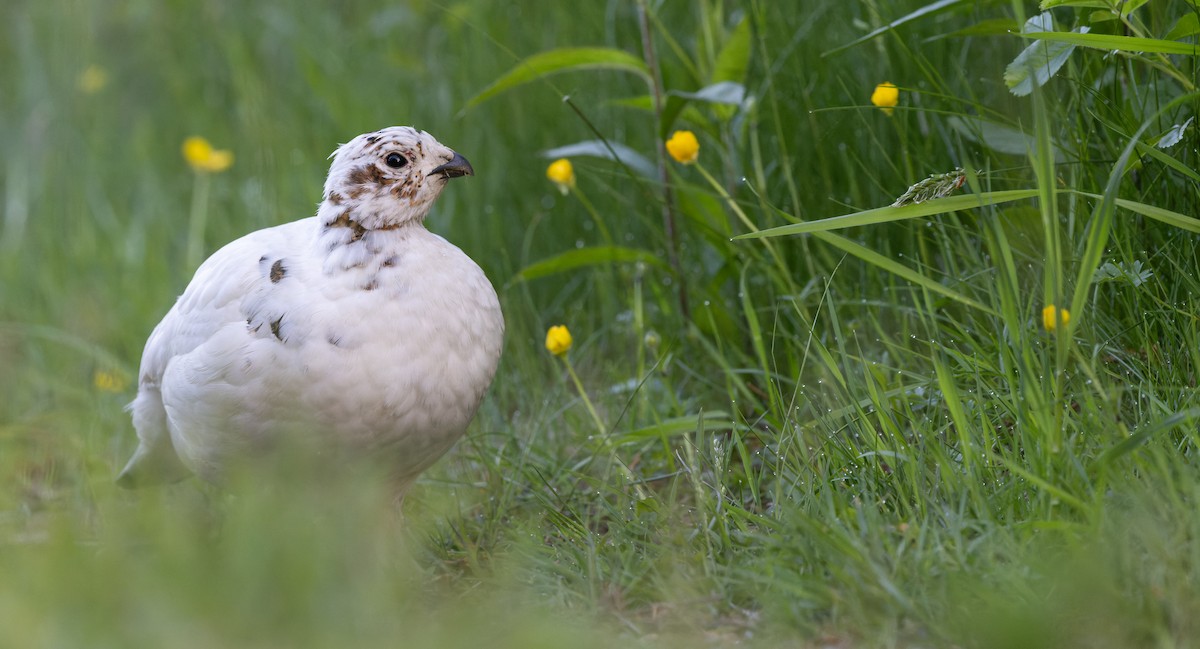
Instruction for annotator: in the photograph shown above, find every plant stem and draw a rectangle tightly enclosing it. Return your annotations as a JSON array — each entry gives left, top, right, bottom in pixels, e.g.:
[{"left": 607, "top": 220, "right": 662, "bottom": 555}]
[
  {"left": 562, "top": 355, "right": 651, "bottom": 500},
  {"left": 636, "top": 0, "right": 689, "bottom": 320},
  {"left": 563, "top": 356, "right": 606, "bottom": 437},
  {"left": 185, "top": 172, "right": 210, "bottom": 272},
  {"left": 570, "top": 185, "right": 614, "bottom": 247}
]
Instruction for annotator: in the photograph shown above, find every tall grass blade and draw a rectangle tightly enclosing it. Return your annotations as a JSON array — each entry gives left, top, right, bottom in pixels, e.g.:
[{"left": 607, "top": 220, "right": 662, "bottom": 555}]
[{"left": 467, "top": 48, "right": 652, "bottom": 108}]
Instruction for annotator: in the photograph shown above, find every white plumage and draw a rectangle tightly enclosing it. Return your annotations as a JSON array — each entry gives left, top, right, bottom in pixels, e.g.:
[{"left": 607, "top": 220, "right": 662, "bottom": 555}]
[{"left": 118, "top": 127, "right": 504, "bottom": 498}]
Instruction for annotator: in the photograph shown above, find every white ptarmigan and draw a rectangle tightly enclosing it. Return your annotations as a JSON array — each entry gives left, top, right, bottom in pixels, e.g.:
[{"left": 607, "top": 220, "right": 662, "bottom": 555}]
[{"left": 118, "top": 127, "right": 504, "bottom": 499}]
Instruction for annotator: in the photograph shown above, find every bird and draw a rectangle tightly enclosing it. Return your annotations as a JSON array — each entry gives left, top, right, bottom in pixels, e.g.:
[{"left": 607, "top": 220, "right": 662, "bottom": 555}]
[{"left": 117, "top": 126, "right": 504, "bottom": 501}]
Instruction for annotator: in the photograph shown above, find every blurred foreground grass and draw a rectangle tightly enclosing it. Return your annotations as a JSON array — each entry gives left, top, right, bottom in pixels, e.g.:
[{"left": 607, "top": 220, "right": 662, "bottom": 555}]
[{"left": 3, "top": 0, "right": 1200, "bottom": 647}]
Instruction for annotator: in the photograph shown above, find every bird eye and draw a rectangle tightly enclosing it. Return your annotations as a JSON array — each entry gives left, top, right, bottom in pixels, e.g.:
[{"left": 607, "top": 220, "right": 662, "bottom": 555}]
[{"left": 385, "top": 153, "right": 408, "bottom": 169}]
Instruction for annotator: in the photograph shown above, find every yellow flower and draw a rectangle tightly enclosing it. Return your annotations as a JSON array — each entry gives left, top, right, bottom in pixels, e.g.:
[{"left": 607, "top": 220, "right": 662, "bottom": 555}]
[
  {"left": 871, "top": 82, "right": 899, "bottom": 116},
  {"left": 545, "top": 325, "right": 573, "bottom": 356},
  {"left": 1042, "top": 305, "right": 1070, "bottom": 332},
  {"left": 666, "top": 130, "right": 699, "bottom": 164},
  {"left": 77, "top": 65, "right": 109, "bottom": 94},
  {"left": 546, "top": 158, "right": 575, "bottom": 194},
  {"left": 182, "top": 136, "right": 234, "bottom": 173},
  {"left": 93, "top": 370, "right": 128, "bottom": 393}
]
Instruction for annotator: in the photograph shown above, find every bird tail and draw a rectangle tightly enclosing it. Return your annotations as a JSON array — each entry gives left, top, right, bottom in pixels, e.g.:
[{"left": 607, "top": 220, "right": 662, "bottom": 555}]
[
  {"left": 117, "top": 389, "right": 193, "bottom": 488},
  {"left": 116, "top": 442, "right": 192, "bottom": 488}
]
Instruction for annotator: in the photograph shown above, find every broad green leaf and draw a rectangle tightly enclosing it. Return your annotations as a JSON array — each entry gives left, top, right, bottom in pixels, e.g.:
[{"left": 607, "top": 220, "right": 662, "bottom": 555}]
[
  {"left": 823, "top": 0, "right": 968, "bottom": 57},
  {"left": 1023, "top": 31, "right": 1200, "bottom": 55},
  {"left": 660, "top": 82, "right": 747, "bottom": 135},
  {"left": 734, "top": 190, "right": 1040, "bottom": 238},
  {"left": 1005, "top": 13, "right": 1089, "bottom": 96},
  {"left": 1165, "top": 13, "right": 1200, "bottom": 41},
  {"left": 467, "top": 48, "right": 650, "bottom": 108},
  {"left": 541, "top": 140, "right": 657, "bottom": 178},
  {"left": 671, "top": 81, "right": 746, "bottom": 105},
  {"left": 712, "top": 17, "right": 752, "bottom": 83},
  {"left": 511, "top": 246, "right": 669, "bottom": 284},
  {"left": 949, "top": 116, "right": 1065, "bottom": 161},
  {"left": 610, "top": 95, "right": 716, "bottom": 137}
]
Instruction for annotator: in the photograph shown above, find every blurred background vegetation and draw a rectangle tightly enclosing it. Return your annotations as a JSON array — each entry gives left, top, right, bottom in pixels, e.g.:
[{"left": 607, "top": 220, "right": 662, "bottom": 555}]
[{"left": 2, "top": 0, "right": 1198, "bottom": 646}]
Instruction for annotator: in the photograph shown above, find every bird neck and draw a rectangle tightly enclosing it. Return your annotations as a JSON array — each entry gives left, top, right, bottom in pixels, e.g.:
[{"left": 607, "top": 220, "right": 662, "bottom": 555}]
[{"left": 314, "top": 200, "right": 429, "bottom": 273}]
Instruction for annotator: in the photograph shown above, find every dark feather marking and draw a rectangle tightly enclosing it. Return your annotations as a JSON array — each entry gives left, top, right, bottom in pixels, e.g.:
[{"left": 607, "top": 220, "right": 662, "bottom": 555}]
[
  {"left": 269, "top": 259, "right": 286, "bottom": 283},
  {"left": 346, "top": 166, "right": 372, "bottom": 186},
  {"left": 327, "top": 333, "right": 343, "bottom": 347},
  {"left": 269, "top": 316, "right": 285, "bottom": 342},
  {"left": 328, "top": 211, "right": 367, "bottom": 242},
  {"left": 326, "top": 192, "right": 344, "bottom": 205},
  {"left": 259, "top": 255, "right": 268, "bottom": 263},
  {"left": 382, "top": 255, "right": 398, "bottom": 267},
  {"left": 361, "top": 277, "right": 378, "bottom": 291}
]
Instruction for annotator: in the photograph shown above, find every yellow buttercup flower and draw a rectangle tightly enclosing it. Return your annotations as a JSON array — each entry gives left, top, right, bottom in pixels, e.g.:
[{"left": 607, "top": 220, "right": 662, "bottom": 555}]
[
  {"left": 93, "top": 370, "right": 128, "bottom": 393},
  {"left": 78, "top": 65, "right": 109, "bottom": 94},
  {"left": 666, "top": 130, "right": 699, "bottom": 164},
  {"left": 545, "top": 325, "right": 573, "bottom": 356},
  {"left": 1042, "top": 305, "right": 1070, "bottom": 332},
  {"left": 182, "top": 136, "right": 234, "bottom": 173},
  {"left": 546, "top": 158, "right": 575, "bottom": 194},
  {"left": 871, "top": 82, "right": 899, "bottom": 116}
]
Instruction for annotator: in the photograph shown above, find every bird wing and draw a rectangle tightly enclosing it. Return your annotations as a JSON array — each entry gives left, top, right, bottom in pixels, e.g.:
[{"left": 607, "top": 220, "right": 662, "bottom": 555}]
[{"left": 119, "top": 218, "right": 316, "bottom": 485}]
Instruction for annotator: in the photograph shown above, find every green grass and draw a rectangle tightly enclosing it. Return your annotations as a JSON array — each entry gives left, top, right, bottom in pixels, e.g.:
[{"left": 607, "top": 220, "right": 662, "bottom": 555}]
[{"left": 3, "top": 0, "right": 1199, "bottom": 646}]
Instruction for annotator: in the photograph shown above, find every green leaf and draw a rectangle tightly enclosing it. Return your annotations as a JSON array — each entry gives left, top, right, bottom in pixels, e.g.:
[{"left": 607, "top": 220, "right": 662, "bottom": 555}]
[
  {"left": 467, "top": 48, "right": 650, "bottom": 108},
  {"left": 949, "top": 116, "right": 1065, "bottom": 161},
  {"left": 610, "top": 95, "right": 717, "bottom": 137},
  {"left": 510, "top": 246, "right": 669, "bottom": 284},
  {"left": 806, "top": 231, "right": 995, "bottom": 314},
  {"left": 671, "top": 81, "right": 746, "bottom": 105},
  {"left": 541, "top": 140, "right": 657, "bottom": 178},
  {"left": 1165, "top": 13, "right": 1200, "bottom": 41},
  {"left": 712, "top": 17, "right": 751, "bottom": 83},
  {"left": 1093, "top": 409, "right": 1200, "bottom": 469},
  {"left": 733, "top": 190, "right": 1040, "bottom": 239},
  {"left": 1135, "top": 141, "right": 1200, "bottom": 183},
  {"left": 1023, "top": 30, "right": 1200, "bottom": 55},
  {"left": 1005, "top": 13, "right": 1088, "bottom": 96},
  {"left": 1070, "top": 191, "right": 1200, "bottom": 233},
  {"left": 612, "top": 411, "right": 735, "bottom": 445}
]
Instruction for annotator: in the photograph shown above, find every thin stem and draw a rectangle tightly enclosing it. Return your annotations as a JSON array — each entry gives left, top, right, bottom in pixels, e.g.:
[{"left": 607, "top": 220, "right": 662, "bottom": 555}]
[
  {"left": 562, "top": 355, "right": 651, "bottom": 500},
  {"left": 563, "top": 356, "right": 606, "bottom": 437},
  {"left": 636, "top": 0, "right": 689, "bottom": 319},
  {"left": 695, "top": 162, "right": 797, "bottom": 295},
  {"left": 185, "top": 172, "right": 210, "bottom": 272},
  {"left": 569, "top": 185, "right": 614, "bottom": 247}
]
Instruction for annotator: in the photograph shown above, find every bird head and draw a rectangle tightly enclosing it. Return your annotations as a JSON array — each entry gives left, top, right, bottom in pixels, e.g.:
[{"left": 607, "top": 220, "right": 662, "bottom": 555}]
[{"left": 319, "top": 127, "right": 473, "bottom": 230}]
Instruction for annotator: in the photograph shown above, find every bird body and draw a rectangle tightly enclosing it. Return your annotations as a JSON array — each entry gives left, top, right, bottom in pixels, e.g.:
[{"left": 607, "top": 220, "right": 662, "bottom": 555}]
[{"left": 119, "top": 127, "right": 503, "bottom": 496}]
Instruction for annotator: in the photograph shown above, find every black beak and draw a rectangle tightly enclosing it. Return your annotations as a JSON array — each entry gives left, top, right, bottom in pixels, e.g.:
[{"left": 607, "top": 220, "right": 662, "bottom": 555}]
[{"left": 428, "top": 152, "right": 474, "bottom": 179}]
